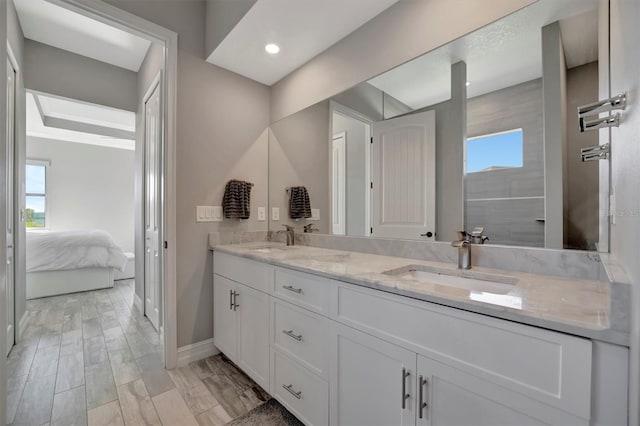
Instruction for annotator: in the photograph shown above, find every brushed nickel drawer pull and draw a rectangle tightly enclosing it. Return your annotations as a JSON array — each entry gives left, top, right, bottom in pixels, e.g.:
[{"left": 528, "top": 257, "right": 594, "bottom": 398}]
[
  {"left": 229, "top": 289, "right": 233, "bottom": 310},
  {"left": 232, "top": 291, "right": 239, "bottom": 311},
  {"left": 283, "top": 285, "right": 303, "bottom": 294},
  {"left": 282, "top": 329, "right": 303, "bottom": 341},
  {"left": 282, "top": 384, "right": 302, "bottom": 399},
  {"left": 419, "top": 375, "right": 428, "bottom": 419},
  {"left": 401, "top": 368, "right": 411, "bottom": 409}
]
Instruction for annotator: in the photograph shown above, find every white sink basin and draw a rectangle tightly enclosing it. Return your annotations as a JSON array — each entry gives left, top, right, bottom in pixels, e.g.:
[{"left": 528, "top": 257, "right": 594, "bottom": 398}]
[{"left": 384, "top": 265, "right": 517, "bottom": 295}]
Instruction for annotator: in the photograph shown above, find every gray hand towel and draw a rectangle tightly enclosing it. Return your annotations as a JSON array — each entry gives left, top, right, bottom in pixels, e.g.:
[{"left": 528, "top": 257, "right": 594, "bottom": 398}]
[
  {"left": 223, "top": 180, "right": 252, "bottom": 219},
  {"left": 289, "top": 186, "right": 311, "bottom": 219}
]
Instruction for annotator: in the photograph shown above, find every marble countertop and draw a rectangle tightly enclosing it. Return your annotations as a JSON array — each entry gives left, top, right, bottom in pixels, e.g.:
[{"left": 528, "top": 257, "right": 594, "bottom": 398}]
[{"left": 212, "top": 242, "right": 630, "bottom": 346}]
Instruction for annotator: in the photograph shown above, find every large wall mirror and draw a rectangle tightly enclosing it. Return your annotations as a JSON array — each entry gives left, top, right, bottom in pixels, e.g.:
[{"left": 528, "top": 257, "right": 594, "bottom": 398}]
[{"left": 269, "top": 0, "right": 606, "bottom": 251}]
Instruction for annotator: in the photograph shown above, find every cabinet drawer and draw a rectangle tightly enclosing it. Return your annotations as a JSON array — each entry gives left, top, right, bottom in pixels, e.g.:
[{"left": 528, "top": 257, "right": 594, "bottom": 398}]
[
  {"left": 273, "top": 350, "right": 329, "bottom": 426},
  {"left": 214, "top": 252, "right": 273, "bottom": 293},
  {"left": 333, "top": 282, "right": 592, "bottom": 420},
  {"left": 274, "top": 268, "right": 330, "bottom": 315},
  {"left": 272, "top": 299, "right": 330, "bottom": 379}
]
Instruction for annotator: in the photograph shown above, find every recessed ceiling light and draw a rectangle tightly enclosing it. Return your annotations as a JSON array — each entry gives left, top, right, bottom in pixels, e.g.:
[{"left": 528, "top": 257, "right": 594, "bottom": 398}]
[
  {"left": 466, "top": 81, "right": 471, "bottom": 86},
  {"left": 265, "top": 43, "right": 280, "bottom": 54}
]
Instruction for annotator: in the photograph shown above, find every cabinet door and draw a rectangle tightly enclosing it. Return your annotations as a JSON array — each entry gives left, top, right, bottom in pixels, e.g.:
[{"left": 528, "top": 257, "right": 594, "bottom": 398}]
[
  {"left": 236, "top": 282, "right": 270, "bottom": 390},
  {"left": 331, "top": 323, "right": 416, "bottom": 426},
  {"left": 213, "top": 274, "right": 237, "bottom": 361},
  {"left": 416, "top": 355, "right": 587, "bottom": 426}
]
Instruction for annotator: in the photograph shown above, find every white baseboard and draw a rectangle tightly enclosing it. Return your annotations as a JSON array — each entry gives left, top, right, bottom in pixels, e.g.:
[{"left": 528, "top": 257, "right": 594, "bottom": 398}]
[
  {"left": 134, "top": 293, "right": 143, "bottom": 311},
  {"left": 176, "top": 338, "right": 219, "bottom": 367}
]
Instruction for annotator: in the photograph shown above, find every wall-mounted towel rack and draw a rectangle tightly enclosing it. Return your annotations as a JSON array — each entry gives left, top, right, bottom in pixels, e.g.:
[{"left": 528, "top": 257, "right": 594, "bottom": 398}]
[{"left": 577, "top": 92, "right": 627, "bottom": 133}]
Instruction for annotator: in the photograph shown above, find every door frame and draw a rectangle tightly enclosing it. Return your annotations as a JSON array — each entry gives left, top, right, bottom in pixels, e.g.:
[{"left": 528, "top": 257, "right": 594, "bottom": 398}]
[
  {"left": 142, "top": 70, "right": 163, "bottom": 331},
  {"left": 329, "top": 101, "right": 372, "bottom": 236},
  {"left": 6, "top": 44, "right": 17, "bottom": 355},
  {"left": 49, "top": 0, "right": 178, "bottom": 368},
  {"left": 331, "top": 132, "right": 346, "bottom": 235}
]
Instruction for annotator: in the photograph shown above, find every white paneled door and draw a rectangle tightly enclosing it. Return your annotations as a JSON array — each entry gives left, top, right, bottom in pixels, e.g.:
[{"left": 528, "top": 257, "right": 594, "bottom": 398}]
[
  {"left": 371, "top": 110, "right": 436, "bottom": 239},
  {"left": 6, "top": 57, "right": 16, "bottom": 355},
  {"left": 144, "top": 77, "right": 162, "bottom": 332}
]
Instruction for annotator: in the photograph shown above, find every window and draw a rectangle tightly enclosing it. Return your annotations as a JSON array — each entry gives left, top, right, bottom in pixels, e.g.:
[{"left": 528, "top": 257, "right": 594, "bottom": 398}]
[
  {"left": 466, "top": 129, "right": 523, "bottom": 173},
  {"left": 26, "top": 161, "right": 48, "bottom": 228}
]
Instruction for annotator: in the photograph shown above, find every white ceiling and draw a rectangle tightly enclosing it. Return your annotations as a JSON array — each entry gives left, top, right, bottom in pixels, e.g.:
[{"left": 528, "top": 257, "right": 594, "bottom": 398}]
[
  {"left": 206, "top": 0, "right": 399, "bottom": 86},
  {"left": 367, "top": 0, "right": 599, "bottom": 110},
  {"left": 27, "top": 92, "right": 135, "bottom": 150},
  {"left": 14, "top": 0, "right": 151, "bottom": 71}
]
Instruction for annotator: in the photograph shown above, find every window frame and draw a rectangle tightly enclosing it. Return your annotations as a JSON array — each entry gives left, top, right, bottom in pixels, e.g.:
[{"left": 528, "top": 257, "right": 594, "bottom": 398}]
[
  {"left": 25, "top": 159, "right": 50, "bottom": 230},
  {"left": 465, "top": 128, "right": 524, "bottom": 174}
]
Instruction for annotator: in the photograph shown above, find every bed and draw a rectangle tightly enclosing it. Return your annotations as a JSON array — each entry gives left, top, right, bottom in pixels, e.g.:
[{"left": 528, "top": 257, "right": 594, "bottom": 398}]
[{"left": 26, "top": 230, "right": 128, "bottom": 299}]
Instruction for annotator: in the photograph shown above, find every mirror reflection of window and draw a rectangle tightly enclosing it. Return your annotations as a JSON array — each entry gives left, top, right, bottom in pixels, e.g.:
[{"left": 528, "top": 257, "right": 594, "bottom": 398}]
[
  {"left": 26, "top": 161, "right": 47, "bottom": 228},
  {"left": 466, "top": 129, "right": 524, "bottom": 174}
]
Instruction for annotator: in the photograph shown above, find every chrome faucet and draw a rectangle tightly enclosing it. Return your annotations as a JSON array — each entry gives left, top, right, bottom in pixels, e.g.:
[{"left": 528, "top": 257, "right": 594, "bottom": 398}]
[
  {"left": 451, "top": 231, "right": 471, "bottom": 270},
  {"left": 469, "top": 227, "right": 489, "bottom": 245},
  {"left": 281, "top": 225, "right": 295, "bottom": 246},
  {"left": 303, "top": 223, "right": 319, "bottom": 233}
]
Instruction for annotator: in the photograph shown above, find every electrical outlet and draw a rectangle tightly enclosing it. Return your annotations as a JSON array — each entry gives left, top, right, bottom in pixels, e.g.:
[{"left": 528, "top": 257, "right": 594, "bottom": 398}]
[
  {"left": 272, "top": 207, "right": 280, "bottom": 221},
  {"left": 309, "top": 208, "right": 320, "bottom": 221},
  {"left": 258, "top": 207, "right": 266, "bottom": 221}
]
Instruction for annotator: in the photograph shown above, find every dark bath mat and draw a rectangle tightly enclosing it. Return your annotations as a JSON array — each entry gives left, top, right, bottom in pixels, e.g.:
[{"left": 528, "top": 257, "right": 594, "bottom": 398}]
[{"left": 226, "top": 398, "right": 304, "bottom": 426}]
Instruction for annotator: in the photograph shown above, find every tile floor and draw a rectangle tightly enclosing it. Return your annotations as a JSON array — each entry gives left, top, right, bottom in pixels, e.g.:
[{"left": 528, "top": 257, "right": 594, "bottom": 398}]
[{"left": 6, "top": 280, "right": 270, "bottom": 426}]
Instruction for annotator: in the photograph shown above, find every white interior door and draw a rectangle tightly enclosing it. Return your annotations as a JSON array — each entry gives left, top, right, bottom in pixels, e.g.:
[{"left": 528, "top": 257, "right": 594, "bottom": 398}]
[
  {"left": 332, "top": 132, "right": 346, "bottom": 235},
  {"left": 6, "top": 58, "right": 16, "bottom": 355},
  {"left": 371, "top": 110, "right": 436, "bottom": 239},
  {"left": 144, "top": 79, "right": 162, "bottom": 331}
]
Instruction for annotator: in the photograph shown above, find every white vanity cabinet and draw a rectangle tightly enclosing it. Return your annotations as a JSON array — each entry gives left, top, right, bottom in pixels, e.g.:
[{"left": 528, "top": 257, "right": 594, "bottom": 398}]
[
  {"left": 213, "top": 253, "right": 272, "bottom": 390},
  {"left": 213, "top": 251, "right": 625, "bottom": 426}
]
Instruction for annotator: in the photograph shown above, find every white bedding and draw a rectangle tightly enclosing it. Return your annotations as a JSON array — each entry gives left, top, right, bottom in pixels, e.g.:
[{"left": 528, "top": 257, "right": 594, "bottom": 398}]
[{"left": 26, "top": 230, "right": 128, "bottom": 273}]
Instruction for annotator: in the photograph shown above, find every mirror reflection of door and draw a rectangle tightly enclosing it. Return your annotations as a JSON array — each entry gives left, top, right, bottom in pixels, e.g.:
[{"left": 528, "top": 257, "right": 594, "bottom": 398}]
[
  {"left": 371, "top": 110, "right": 436, "bottom": 239},
  {"left": 6, "top": 56, "right": 16, "bottom": 355},
  {"left": 144, "top": 77, "right": 162, "bottom": 332},
  {"left": 332, "top": 133, "right": 346, "bottom": 235}
]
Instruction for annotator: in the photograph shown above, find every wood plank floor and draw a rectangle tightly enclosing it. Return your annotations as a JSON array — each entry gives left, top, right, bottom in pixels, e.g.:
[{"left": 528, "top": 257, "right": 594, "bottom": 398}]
[{"left": 6, "top": 280, "right": 270, "bottom": 426}]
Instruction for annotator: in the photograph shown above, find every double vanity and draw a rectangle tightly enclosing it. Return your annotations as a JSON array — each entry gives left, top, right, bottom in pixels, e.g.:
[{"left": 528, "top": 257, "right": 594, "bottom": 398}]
[{"left": 211, "top": 240, "right": 629, "bottom": 426}]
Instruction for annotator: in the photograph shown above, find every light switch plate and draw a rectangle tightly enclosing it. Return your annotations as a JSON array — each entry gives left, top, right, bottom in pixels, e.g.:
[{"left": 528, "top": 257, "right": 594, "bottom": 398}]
[
  {"left": 257, "top": 207, "right": 266, "bottom": 221},
  {"left": 272, "top": 207, "right": 280, "bottom": 221},
  {"left": 196, "top": 205, "right": 222, "bottom": 222}
]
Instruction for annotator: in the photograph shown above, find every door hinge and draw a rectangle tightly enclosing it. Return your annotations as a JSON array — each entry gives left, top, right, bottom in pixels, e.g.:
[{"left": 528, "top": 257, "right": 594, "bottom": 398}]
[{"left": 164, "top": 241, "right": 168, "bottom": 249}]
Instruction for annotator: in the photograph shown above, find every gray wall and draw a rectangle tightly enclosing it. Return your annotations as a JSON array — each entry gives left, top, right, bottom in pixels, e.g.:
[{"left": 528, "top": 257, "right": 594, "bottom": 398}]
[
  {"left": 135, "top": 42, "right": 164, "bottom": 307},
  {"left": 542, "top": 22, "right": 568, "bottom": 249},
  {"left": 609, "top": 0, "right": 640, "bottom": 421},
  {"left": 333, "top": 113, "right": 368, "bottom": 236},
  {"left": 106, "top": 0, "right": 270, "bottom": 348},
  {"left": 466, "top": 79, "right": 545, "bottom": 247},
  {"left": 26, "top": 137, "right": 135, "bottom": 252},
  {"left": 269, "top": 101, "right": 330, "bottom": 233},
  {"left": 270, "top": 0, "right": 535, "bottom": 122},
  {"left": 566, "top": 62, "right": 599, "bottom": 250},
  {"left": 205, "top": 0, "right": 256, "bottom": 59},
  {"left": 23, "top": 39, "right": 137, "bottom": 112}
]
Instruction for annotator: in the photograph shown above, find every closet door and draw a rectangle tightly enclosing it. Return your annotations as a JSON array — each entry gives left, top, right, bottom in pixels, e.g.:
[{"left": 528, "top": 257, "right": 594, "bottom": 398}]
[{"left": 143, "top": 77, "right": 162, "bottom": 331}]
